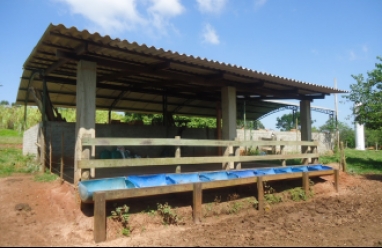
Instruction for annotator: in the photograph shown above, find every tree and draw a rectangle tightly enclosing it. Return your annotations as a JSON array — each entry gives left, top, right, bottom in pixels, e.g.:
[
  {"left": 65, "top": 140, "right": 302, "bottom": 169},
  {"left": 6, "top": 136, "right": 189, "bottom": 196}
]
[
  {"left": 343, "top": 56, "right": 382, "bottom": 130},
  {"left": 0, "top": 100, "right": 9, "bottom": 105},
  {"left": 319, "top": 119, "right": 355, "bottom": 148},
  {"left": 276, "top": 112, "right": 301, "bottom": 131}
]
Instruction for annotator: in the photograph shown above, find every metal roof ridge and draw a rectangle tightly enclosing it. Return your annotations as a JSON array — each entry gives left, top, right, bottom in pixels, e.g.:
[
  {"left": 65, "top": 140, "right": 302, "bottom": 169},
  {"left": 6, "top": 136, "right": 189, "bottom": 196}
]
[{"left": 46, "top": 23, "right": 346, "bottom": 93}]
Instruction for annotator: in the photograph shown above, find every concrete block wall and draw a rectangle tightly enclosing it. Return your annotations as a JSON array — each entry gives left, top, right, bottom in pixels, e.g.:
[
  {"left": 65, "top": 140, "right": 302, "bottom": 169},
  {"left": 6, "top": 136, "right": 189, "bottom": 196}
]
[
  {"left": 22, "top": 123, "right": 40, "bottom": 157},
  {"left": 236, "top": 129, "right": 334, "bottom": 154}
]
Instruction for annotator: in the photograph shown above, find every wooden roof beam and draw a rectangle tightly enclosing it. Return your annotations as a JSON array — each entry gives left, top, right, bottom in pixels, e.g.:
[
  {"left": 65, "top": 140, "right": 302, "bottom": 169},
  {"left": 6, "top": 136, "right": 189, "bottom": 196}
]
[{"left": 45, "top": 43, "right": 88, "bottom": 76}]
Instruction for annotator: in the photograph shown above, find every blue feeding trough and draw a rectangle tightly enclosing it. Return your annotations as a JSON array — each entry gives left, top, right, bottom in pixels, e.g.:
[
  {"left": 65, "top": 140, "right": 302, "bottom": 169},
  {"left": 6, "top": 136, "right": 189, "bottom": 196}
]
[
  {"left": 126, "top": 174, "right": 168, "bottom": 188},
  {"left": 253, "top": 168, "right": 276, "bottom": 176},
  {"left": 227, "top": 170, "right": 256, "bottom": 179},
  {"left": 290, "top": 166, "right": 309, "bottom": 172},
  {"left": 166, "top": 173, "right": 200, "bottom": 185},
  {"left": 199, "top": 171, "right": 228, "bottom": 182},
  {"left": 78, "top": 177, "right": 129, "bottom": 203},
  {"left": 77, "top": 164, "right": 333, "bottom": 202}
]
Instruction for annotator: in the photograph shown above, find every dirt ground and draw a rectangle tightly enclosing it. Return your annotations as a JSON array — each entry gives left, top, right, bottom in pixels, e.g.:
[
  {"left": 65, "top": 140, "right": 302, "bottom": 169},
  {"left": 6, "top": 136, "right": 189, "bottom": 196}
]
[{"left": 1, "top": 163, "right": 382, "bottom": 247}]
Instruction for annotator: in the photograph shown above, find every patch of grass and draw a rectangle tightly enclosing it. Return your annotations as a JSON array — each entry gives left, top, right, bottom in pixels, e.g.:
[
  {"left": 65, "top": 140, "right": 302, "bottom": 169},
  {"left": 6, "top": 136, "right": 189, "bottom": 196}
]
[
  {"left": 264, "top": 194, "right": 282, "bottom": 204},
  {"left": 287, "top": 187, "right": 312, "bottom": 202},
  {"left": 228, "top": 201, "right": 243, "bottom": 214},
  {"left": 0, "top": 129, "right": 23, "bottom": 144},
  {"left": 34, "top": 172, "right": 58, "bottom": 182},
  {"left": 0, "top": 148, "right": 39, "bottom": 176},
  {"left": 320, "top": 149, "right": 382, "bottom": 175}
]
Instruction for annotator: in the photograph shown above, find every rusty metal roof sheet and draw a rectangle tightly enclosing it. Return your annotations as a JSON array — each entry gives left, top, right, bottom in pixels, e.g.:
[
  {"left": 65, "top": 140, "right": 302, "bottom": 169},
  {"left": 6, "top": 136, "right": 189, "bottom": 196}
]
[{"left": 15, "top": 23, "right": 347, "bottom": 121}]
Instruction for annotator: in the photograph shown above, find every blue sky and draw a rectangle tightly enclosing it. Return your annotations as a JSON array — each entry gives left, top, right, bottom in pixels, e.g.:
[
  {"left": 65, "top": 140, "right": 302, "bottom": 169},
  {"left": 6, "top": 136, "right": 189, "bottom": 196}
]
[{"left": 1, "top": 0, "right": 381, "bottom": 130}]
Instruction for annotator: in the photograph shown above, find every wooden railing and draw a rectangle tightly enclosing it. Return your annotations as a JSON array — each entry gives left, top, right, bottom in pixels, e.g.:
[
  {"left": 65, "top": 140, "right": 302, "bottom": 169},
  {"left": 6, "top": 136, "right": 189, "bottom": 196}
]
[
  {"left": 78, "top": 137, "right": 319, "bottom": 177},
  {"left": 77, "top": 137, "right": 338, "bottom": 243}
]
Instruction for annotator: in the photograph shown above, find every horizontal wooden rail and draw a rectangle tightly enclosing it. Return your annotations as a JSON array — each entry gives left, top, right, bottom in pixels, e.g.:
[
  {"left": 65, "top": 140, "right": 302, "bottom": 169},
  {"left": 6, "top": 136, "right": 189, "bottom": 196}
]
[
  {"left": 81, "top": 137, "right": 318, "bottom": 147},
  {"left": 78, "top": 153, "right": 319, "bottom": 169}
]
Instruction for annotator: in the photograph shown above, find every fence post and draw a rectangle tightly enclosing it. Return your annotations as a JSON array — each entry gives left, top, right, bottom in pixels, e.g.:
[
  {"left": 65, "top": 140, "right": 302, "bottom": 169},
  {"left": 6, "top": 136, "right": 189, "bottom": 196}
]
[
  {"left": 60, "top": 132, "right": 64, "bottom": 181},
  {"left": 235, "top": 137, "right": 241, "bottom": 169},
  {"left": 49, "top": 127, "right": 52, "bottom": 173},
  {"left": 280, "top": 139, "right": 286, "bottom": 166},
  {"left": 222, "top": 145, "right": 229, "bottom": 170},
  {"left": 257, "top": 177, "right": 264, "bottom": 213},
  {"left": 175, "top": 136, "right": 181, "bottom": 173},
  {"left": 334, "top": 169, "right": 339, "bottom": 193},
  {"left": 94, "top": 192, "right": 106, "bottom": 243},
  {"left": 302, "top": 145, "right": 309, "bottom": 165},
  {"left": 193, "top": 183, "right": 202, "bottom": 224},
  {"left": 302, "top": 172, "right": 310, "bottom": 196},
  {"left": 312, "top": 145, "right": 318, "bottom": 164},
  {"left": 340, "top": 141, "right": 346, "bottom": 172}
]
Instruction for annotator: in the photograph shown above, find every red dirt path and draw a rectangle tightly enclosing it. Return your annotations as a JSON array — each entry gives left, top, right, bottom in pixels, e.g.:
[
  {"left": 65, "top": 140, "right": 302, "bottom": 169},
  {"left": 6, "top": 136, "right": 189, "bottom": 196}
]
[{"left": 1, "top": 164, "right": 382, "bottom": 247}]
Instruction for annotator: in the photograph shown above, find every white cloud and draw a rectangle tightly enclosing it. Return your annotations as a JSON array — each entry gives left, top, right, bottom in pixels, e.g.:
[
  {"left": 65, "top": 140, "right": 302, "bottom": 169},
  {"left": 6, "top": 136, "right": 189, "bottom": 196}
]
[
  {"left": 196, "top": 0, "right": 227, "bottom": 14},
  {"left": 362, "top": 45, "right": 368, "bottom": 53},
  {"left": 254, "top": 0, "right": 267, "bottom": 9},
  {"left": 349, "top": 50, "right": 357, "bottom": 61},
  {"left": 56, "top": 0, "right": 185, "bottom": 36},
  {"left": 147, "top": 0, "right": 185, "bottom": 33},
  {"left": 201, "top": 23, "right": 220, "bottom": 45}
]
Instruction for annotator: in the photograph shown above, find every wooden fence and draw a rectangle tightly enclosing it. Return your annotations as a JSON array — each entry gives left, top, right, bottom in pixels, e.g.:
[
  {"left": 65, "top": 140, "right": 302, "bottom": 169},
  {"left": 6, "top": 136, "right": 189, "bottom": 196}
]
[{"left": 74, "top": 137, "right": 340, "bottom": 243}]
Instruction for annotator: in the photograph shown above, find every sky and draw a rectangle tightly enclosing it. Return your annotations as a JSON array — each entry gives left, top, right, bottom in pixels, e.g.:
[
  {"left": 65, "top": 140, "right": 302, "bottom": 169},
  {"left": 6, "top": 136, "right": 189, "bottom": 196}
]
[{"left": 0, "top": 0, "right": 381, "bottom": 131}]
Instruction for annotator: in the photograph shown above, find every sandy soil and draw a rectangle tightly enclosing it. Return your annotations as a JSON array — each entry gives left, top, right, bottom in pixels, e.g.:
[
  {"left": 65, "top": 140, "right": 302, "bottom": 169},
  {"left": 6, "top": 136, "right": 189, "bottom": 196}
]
[{"left": 1, "top": 163, "right": 382, "bottom": 247}]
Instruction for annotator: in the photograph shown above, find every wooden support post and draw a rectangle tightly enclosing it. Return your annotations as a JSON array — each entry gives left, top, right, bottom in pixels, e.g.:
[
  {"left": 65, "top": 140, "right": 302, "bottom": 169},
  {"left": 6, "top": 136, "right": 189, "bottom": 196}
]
[
  {"left": 222, "top": 146, "right": 229, "bottom": 170},
  {"left": 192, "top": 183, "right": 202, "bottom": 224},
  {"left": 49, "top": 126, "right": 52, "bottom": 173},
  {"left": 234, "top": 137, "right": 241, "bottom": 170},
  {"left": 280, "top": 143, "right": 286, "bottom": 166},
  {"left": 334, "top": 169, "right": 339, "bottom": 193},
  {"left": 94, "top": 192, "right": 106, "bottom": 243},
  {"left": 302, "top": 145, "right": 309, "bottom": 165},
  {"left": 175, "top": 136, "right": 181, "bottom": 173},
  {"left": 216, "top": 102, "right": 222, "bottom": 156},
  {"left": 60, "top": 132, "right": 64, "bottom": 181},
  {"left": 311, "top": 145, "right": 318, "bottom": 164},
  {"left": 302, "top": 172, "right": 309, "bottom": 196},
  {"left": 257, "top": 177, "right": 264, "bottom": 213},
  {"left": 340, "top": 141, "right": 346, "bottom": 172}
]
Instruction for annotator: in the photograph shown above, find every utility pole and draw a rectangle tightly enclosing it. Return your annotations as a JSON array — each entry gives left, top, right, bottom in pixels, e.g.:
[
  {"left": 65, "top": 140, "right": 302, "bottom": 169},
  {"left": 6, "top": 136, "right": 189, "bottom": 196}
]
[{"left": 334, "top": 78, "right": 340, "bottom": 151}]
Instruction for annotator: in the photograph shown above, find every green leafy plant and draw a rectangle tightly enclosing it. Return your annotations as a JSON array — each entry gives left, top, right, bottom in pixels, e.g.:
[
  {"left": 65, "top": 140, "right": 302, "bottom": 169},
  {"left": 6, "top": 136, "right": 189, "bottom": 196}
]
[
  {"left": 228, "top": 201, "right": 243, "bottom": 214},
  {"left": 111, "top": 204, "right": 130, "bottom": 236},
  {"left": 157, "top": 202, "right": 179, "bottom": 225},
  {"left": 264, "top": 194, "right": 282, "bottom": 204},
  {"left": 287, "top": 187, "right": 313, "bottom": 202}
]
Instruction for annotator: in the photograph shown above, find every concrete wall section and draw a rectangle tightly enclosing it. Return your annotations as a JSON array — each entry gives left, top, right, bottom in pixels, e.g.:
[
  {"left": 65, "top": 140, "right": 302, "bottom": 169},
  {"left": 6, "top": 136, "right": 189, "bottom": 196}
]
[{"left": 22, "top": 123, "right": 39, "bottom": 156}]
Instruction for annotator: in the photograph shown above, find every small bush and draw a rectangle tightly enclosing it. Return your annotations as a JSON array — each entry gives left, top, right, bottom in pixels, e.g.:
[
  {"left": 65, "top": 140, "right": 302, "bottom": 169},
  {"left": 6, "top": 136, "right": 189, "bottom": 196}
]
[
  {"left": 157, "top": 202, "right": 180, "bottom": 225},
  {"left": 111, "top": 204, "right": 130, "bottom": 236},
  {"left": 264, "top": 194, "right": 282, "bottom": 204}
]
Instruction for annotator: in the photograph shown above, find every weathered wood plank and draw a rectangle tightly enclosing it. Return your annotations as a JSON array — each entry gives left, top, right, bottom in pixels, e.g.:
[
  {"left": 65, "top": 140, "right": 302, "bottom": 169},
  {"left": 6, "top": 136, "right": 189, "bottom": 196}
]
[
  {"left": 334, "top": 169, "right": 339, "bottom": 192},
  {"left": 103, "top": 184, "right": 194, "bottom": 201},
  {"left": 257, "top": 177, "right": 264, "bottom": 213},
  {"left": 79, "top": 153, "right": 319, "bottom": 169},
  {"left": 81, "top": 137, "right": 318, "bottom": 147},
  {"left": 302, "top": 172, "right": 309, "bottom": 195},
  {"left": 192, "top": 183, "right": 202, "bottom": 224},
  {"left": 94, "top": 192, "right": 106, "bottom": 243}
]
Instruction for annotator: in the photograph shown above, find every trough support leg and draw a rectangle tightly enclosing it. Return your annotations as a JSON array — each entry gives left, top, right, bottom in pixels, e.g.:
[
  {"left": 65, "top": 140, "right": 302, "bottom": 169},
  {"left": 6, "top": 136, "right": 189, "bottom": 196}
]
[
  {"left": 257, "top": 177, "right": 264, "bottom": 213},
  {"left": 193, "top": 183, "right": 202, "bottom": 224},
  {"left": 94, "top": 192, "right": 106, "bottom": 243},
  {"left": 334, "top": 169, "right": 339, "bottom": 193},
  {"left": 302, "top": 172, "right": 310, "bottom": 196}
]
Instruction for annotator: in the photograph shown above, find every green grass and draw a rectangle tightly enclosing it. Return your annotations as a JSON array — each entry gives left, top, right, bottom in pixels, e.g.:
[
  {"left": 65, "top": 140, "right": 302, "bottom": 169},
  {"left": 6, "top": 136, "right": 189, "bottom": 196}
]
[
  {"left": 34, "top": 171, "right": 58, "bottom": 182},
  {"left": 320, "top": 149, "right": 382, "bottom": 174},
  {"left": 0, "top": 148, "right": 39, "bottom": 176},
  {"left": 0, "top": 129, "right": 23, "bottom": 144}
]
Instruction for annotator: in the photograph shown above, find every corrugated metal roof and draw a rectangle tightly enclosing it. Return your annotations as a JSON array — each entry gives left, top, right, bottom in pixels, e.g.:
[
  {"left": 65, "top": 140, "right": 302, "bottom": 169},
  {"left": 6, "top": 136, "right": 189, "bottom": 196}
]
[{"left": 16, "top": 23, "right": 347, "bottom": 121}]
